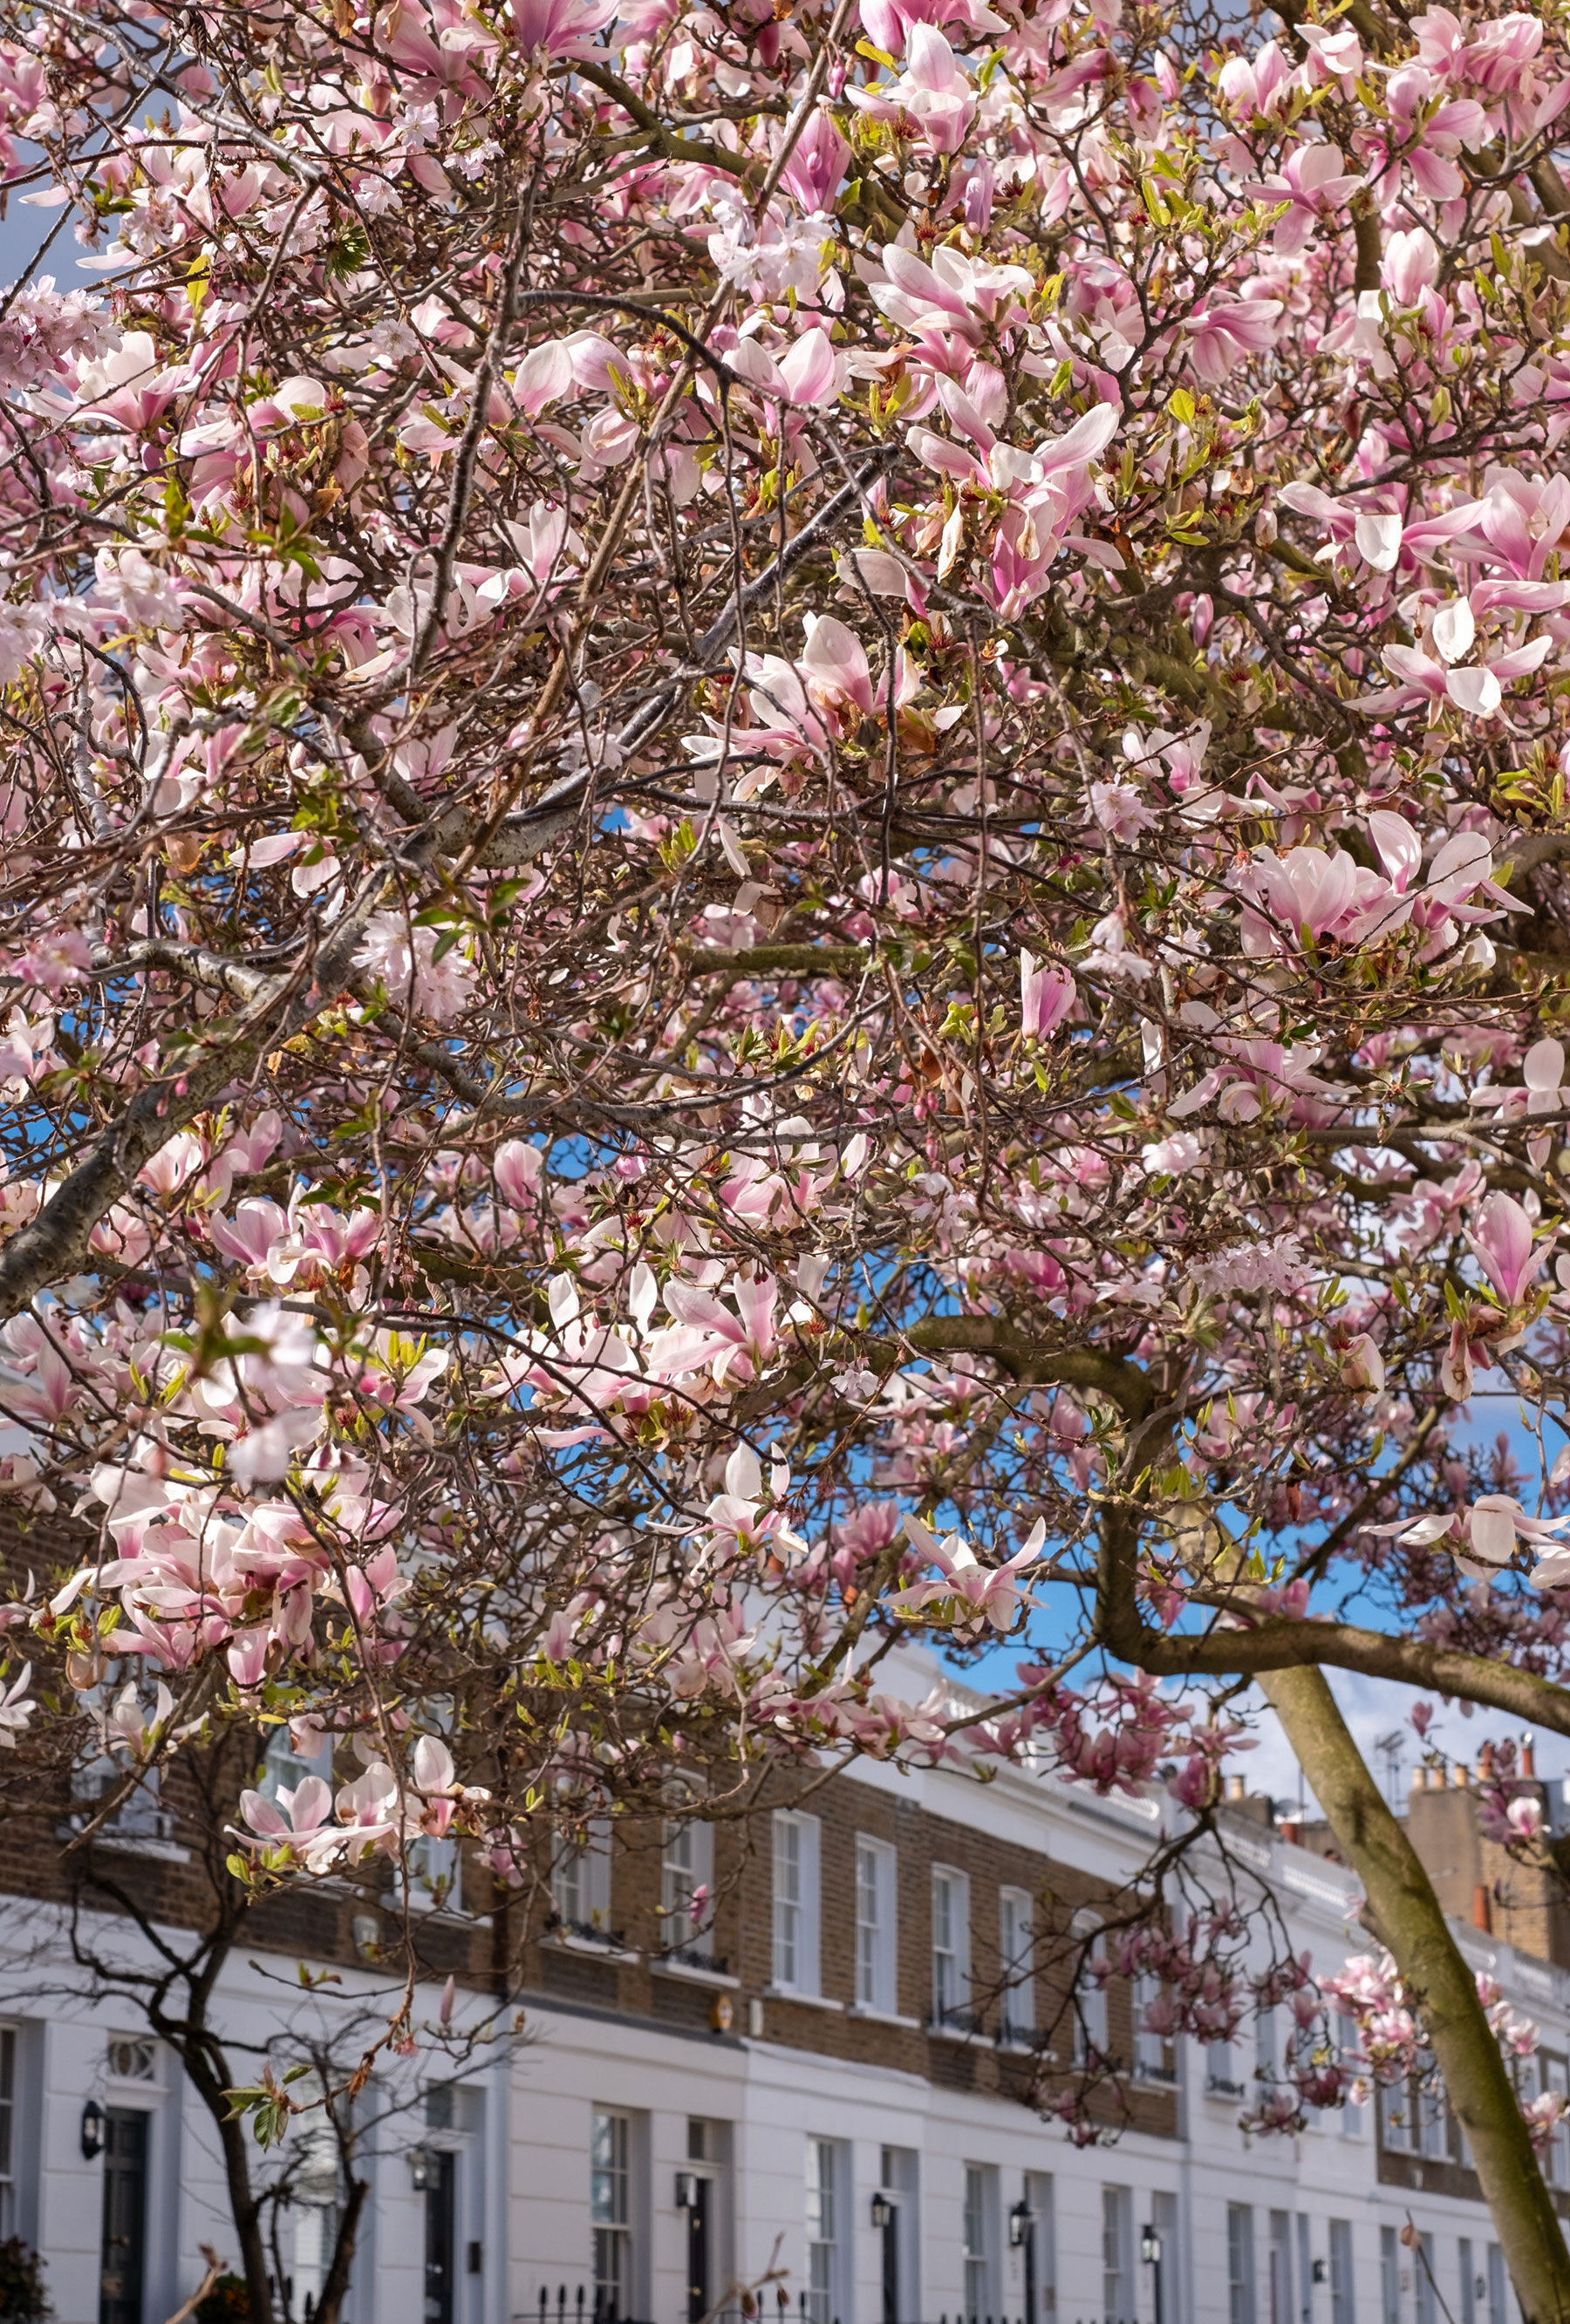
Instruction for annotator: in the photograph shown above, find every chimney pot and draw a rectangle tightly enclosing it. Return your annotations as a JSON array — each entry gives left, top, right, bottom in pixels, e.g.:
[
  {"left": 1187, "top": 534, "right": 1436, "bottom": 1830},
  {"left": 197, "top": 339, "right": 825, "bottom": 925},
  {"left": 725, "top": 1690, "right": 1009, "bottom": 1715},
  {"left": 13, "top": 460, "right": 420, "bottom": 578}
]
[
  {"left": 1427, "top": 1766, "right": 1445, "bottom": 1790},
  {"left": 1410, "top": 1765, "right": 1426, "bottom": 1791},
  {"left": 1472, "top": 1884, "right": 1492, "bottom": 1935},
  {"left": 1279, "top": 1819, "right": 1302, "bottom": 1847},
  {"left": 1225, "top": 1775, "right": 1246, "bottom": 1802},
  {"left": 1479, "top": 1743, "right": 1496, "bottom": 1780},
  {"left": 1451, "top": 1764, "right": 1470, "bottom": 1788},
  {"left": 1521, "top": 1735, "right": 1538, "bottom": 1780}
]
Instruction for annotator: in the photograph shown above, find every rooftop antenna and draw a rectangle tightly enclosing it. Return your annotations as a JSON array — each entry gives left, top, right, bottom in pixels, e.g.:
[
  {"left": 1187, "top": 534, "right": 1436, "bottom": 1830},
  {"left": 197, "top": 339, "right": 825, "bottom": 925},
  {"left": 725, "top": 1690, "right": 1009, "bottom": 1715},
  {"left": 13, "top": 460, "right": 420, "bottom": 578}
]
[{"left": 1375, "top": 1731, "right": 1405, "bottom": 1810}]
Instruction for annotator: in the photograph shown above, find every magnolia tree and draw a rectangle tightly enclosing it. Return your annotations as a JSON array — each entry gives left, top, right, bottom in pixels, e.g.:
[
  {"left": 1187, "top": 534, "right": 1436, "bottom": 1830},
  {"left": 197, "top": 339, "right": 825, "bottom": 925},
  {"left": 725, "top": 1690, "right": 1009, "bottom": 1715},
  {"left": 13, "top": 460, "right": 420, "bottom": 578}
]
[{"left": 14, "top": 0, "right": 1570, "bottom": 2299}]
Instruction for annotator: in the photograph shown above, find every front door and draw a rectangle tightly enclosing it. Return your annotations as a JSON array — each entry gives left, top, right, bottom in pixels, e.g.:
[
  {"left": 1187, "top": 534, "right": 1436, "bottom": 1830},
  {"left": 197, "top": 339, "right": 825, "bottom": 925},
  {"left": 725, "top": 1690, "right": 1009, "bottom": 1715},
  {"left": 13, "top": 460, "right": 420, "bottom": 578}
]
[
  {"left": 686, "top": 2177, "right": 711, "bottom": 2323},
  {"left": 99, "top": 2109, "right": 148, "bottom": 2324},
  {"left": 881, "top": 2204, "right": 899, "bottom": 2324},
  {"left": 424, "top": 2150, "right": 455, "bottom": 2324}
]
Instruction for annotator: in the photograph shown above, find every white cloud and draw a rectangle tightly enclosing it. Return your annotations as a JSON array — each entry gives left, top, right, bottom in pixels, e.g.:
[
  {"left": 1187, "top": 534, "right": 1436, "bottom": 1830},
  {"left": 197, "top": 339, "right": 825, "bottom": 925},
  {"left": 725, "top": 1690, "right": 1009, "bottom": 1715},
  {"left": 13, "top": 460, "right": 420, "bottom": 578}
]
[{"left": 1227, "top": 1666, "right": 1567, "bottom": 1820}]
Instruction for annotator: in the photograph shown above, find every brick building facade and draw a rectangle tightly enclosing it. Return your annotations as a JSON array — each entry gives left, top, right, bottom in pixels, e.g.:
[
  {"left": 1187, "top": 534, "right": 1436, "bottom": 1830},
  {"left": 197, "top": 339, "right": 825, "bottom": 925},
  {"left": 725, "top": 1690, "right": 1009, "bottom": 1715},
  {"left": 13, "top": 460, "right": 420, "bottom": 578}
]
[{"left": 0, "top": 1646, "right": 1566, "bottom": 2324}]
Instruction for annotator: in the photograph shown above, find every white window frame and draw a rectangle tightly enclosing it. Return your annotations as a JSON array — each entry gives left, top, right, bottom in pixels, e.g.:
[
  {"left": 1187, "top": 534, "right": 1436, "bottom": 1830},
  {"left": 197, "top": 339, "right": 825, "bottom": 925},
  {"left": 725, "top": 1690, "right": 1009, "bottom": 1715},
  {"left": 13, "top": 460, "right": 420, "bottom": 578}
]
[
  {"left": 1133, "top": 1971, "right": 1168, "bottom": 2081},
  {"left": 855, "top": 1836, "right": 898, "bottom": 2015},
  {"left": 805, "top": 2138, "right": 843, "bottom": 2324},
  {"left": 932, "top": 1867, "right": 971, "bottom": 2029},
  {"left": 1338, "top": 2017, "right": 1367, "bottom": 2138},
  {"left": 660, "top": 1814, "right": 713, "bottom": 1946},
  {"left": 591, "top": 2108, "right": 634, "bottom": 2321},
  {"left": 1229, "top": 2205, "right": 1257, "bottom": 2324},
  {"left": 963, "top": 2164, "right": 997, "bottom": 2322},
  {"left": 1414, "top": 2232, "right": 1437, "bottom": 2324},
  {"left": 1417, "top": 2054, "right": 1448, "bottom": 2164},
  {"left": 1329, "top": 2221, "right": 1356, "bottom": 2324},
  {"left": 405, "top": 1830, "right": 463, "bottom": 1915},
  {"left": 1102, "top": 2186, "right": 1132, "bottom": 2324},
  {"left": 1268, "top": 2210, "right": 1293, "bottom": 2324},
  {"left": 1380, "top": 2226, "right": 1400, "bottom": 2324},
  {"left": 259, "top": 1723, "right": 331, "bottom": 1803},
  {"left": 1545, "top": 2057, "right": 1570, "bottom": 2189},
  {"left": 1070, "top": 1908, "right": 1109, "bottom": 2065},
  {"left": 106, "top": 2034, "right": 158, "bottom": 2083},
  {"left": 0, "top": 2027, "right": 15, "bottom": 2239},
  {"left": 1379, "top": 2080, "right": 1414, "bottom": 2155},
  {"left": 553, "top": 1819, "right": 612, "bottom": 1934},
  {"left": 1256, "top": 2007, "right": 1279, "bottom": 2087},
  {"left": 999, "top": 1887, "right": 1034, "bottom": 2044},
  {"left": 773, "top": 1811, "right": 821, "bottom": 1995},
  {"left": 283, "top": 2066, "right": 343, "bottom": 2321}
]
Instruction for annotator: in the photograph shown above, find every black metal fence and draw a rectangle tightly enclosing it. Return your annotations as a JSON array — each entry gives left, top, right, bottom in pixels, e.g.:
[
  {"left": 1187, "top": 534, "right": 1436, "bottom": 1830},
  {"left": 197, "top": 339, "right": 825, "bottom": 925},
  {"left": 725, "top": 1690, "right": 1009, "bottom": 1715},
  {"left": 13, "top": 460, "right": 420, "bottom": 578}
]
[{"left": 522, "top": 2289, "right": 1139, "bottom": 2324}]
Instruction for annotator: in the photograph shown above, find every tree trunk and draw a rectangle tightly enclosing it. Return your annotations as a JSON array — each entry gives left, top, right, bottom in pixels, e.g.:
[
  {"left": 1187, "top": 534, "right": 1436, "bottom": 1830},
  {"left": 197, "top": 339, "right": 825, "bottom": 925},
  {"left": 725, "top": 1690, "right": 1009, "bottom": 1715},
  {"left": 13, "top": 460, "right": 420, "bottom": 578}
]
[
  {"left": 174, "top": 2037, "right": 276, "bottom": 2324},
  {"left": 312, "top": 2175, "right": 370, "bottom": 2324},
  {"left": 1261, "top": 1666, "right": 1570, "bottom": 2324}
]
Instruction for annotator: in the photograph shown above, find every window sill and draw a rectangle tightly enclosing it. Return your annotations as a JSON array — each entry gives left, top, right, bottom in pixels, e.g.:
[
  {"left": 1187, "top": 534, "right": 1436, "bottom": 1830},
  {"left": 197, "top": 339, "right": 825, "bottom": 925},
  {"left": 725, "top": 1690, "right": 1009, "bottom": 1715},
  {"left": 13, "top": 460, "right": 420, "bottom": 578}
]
[
  {"left": 541, "top": 1932, "right": 640, "bottom": 1966},
  {"left": 847, "top": 2004, "right": 922, "bottom": 2029},
  {"left": 392, "top": 1898, "right": 491, "bottom": 1927},
  {"left": 927, "top": 2017, "right": 988, "bottom": 2044},
  {"left": 763, "top": 1985, "right": 844, "bottom": 2012},
  {"left": 91, "top": 1832, "right": 192, "bottom": 1864},
  {"left": 1205, "top": 2079, "right": 1246, "bottom": 2099},
  {"left": 652, "top": 1957, "right": 738, "bottom": 1989}
]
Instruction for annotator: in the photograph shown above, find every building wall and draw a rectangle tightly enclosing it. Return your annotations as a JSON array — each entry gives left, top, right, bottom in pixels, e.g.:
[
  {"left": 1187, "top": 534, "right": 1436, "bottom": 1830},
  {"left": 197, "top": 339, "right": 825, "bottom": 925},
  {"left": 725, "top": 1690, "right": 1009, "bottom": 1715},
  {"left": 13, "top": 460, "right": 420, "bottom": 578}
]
[{"left": 0, "top": 1668, "right": 1561, "bottom": 2324}]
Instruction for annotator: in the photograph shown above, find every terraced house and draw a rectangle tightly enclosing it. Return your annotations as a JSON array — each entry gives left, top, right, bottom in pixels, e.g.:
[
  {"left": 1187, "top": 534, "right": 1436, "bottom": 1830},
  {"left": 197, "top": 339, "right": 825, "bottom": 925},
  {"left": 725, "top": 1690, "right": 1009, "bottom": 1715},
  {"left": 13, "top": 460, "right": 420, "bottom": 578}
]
[{"left": 0, "top": 1647, "right": 1566, "bottom": 2324}]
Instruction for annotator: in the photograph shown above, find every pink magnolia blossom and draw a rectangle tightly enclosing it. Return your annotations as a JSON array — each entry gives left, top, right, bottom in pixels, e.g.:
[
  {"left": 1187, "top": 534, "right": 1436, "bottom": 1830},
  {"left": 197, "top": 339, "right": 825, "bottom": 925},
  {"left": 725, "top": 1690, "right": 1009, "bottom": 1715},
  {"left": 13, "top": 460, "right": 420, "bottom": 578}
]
[
  {"left": 1239, "top": 144, "right": 1364, "bottom": 254},
  {"left": 1469, "top": 1190, "right": 1550, "bottom": 1306}
]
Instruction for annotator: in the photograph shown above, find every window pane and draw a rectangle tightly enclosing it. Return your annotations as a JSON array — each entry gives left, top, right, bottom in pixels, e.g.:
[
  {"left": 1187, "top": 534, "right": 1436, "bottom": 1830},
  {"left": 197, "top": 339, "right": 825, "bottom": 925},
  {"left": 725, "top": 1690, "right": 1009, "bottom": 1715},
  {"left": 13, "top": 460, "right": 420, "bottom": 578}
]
[
  {"left": 590, "top": 2112, "right": 631, "bottom": 2323},
  {"left": 806, "top": 2142, "right": 836, "bottom": 2324},
  {"left": 1329, "top": 2221, "right": 1355, "bottom": 2324},
  {"left": 775, "top": 1819, "right": 801, "bottom": 1987},
  {"left": 0, "top": 2028, "right": 13, "bottom": 2191},
  {"left": 1228, "top": 2205, "right": 1254, "bottom": 2324},
  {"left": 857, "top": 1843, "right": 878, "bottom": 2007},
  {"left": 590, "top": 2111, "right": 628, "bottom": 2224},
  {"left": 1380, "top": 2228, "right": 1400, "bottom": 2324}
]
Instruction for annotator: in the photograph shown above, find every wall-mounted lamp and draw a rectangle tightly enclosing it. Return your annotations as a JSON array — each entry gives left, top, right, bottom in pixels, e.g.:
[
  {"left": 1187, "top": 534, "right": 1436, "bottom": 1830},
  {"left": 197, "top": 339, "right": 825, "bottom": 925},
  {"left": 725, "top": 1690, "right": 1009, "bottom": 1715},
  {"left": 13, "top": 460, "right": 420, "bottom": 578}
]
[
  {"left": 1141, "top": 2226, "right": 1163, "bottom": 2268},
  {"left": 1314, "top": 2261, "right": 1328, "bottom": 2287},
  {"left": 409, "top": 2146, "right": 433, "bottom": 2192},
  {"left": 1008, "top": 2201, "right": 1034, "bottom": 2252},
  {"left": 870, "top": 2194, "right": 894, "bottom": 2232},
  {"left": 80, "top": 2101, "right": 106, "bottom": 2161},
  {"left": 676, "top": 2173, "right": 700, "bottom": 2212}
]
